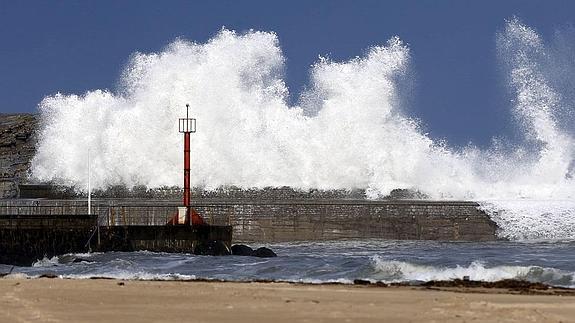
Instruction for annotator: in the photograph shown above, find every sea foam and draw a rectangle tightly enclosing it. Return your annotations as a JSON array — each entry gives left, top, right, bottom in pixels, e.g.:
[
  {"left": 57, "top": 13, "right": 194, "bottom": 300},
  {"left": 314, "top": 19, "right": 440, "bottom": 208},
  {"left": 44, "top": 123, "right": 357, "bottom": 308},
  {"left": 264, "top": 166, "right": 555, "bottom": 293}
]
[{"left": 370, "top": 256, "right": 575, "bottom": 287}]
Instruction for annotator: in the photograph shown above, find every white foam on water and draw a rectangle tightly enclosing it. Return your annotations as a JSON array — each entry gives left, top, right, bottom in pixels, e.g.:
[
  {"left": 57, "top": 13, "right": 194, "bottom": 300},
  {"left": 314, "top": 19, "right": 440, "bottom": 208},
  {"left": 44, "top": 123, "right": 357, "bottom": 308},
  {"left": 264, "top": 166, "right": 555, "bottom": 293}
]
[
  {"left": 479, "top": 200, "right": 575, "bottom": 240},
  {"left": 32, "top": 256, "right": 60, "bottom": 267},
  {"left": 31, "top": 20, "right": 575, "bottom": 240},
  {"left": 370, "top": 256, "right": 575, "bottom": 287},
  {"left": 70, "top": 252, "right": 102, "bottom": 258}
]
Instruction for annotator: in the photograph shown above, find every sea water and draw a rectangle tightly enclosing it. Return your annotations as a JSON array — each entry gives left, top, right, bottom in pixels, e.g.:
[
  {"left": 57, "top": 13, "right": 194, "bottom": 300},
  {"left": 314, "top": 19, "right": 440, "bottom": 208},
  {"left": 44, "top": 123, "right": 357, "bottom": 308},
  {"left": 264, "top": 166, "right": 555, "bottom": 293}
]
[{"left": 2, "top": 240, "right": 575, "bottom": 288}]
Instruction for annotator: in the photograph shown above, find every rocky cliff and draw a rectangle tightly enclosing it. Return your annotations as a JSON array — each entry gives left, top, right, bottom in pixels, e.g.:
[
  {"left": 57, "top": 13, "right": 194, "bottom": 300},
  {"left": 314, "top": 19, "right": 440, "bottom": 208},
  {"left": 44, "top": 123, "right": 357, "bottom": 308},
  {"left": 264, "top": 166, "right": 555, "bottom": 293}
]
[{"left": 0, "top": 114, "right": 38, "bottom": 198}]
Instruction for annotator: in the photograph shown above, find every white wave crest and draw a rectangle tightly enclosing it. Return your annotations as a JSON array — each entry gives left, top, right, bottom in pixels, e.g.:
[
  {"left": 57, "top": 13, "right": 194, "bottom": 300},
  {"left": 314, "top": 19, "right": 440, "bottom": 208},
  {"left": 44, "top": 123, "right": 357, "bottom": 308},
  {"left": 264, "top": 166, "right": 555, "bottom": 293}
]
[
  {"left": 32, "top": 256, "right": 60, "bottom": 267},
  {"left": 479, "top": 200, "right": 575, "bottom": 240},
  {"left": 370, "top": 256, "right": 575, "bottom": 287}
]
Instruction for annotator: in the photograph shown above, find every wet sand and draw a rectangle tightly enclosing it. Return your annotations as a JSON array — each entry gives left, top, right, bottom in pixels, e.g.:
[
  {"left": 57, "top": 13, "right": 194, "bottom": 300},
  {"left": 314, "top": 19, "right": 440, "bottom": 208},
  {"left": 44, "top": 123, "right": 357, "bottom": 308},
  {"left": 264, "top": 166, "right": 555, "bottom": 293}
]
[{"left": 1, "top": 278, "right": 574, "bottom": 322}]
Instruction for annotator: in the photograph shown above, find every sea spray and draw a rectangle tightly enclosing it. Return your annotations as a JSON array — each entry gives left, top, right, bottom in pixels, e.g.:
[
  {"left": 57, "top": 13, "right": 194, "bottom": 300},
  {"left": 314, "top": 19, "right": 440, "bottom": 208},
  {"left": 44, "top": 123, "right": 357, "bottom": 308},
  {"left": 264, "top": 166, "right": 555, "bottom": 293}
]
[
  {"left": 478, "top": 199, "right": 575, "bottom": 240},
  {"left": 31, "top": 21, "right": 575, "bottom": 239},
  {"left": 33, "top": 31, "right": 440, "bottom": 193}
]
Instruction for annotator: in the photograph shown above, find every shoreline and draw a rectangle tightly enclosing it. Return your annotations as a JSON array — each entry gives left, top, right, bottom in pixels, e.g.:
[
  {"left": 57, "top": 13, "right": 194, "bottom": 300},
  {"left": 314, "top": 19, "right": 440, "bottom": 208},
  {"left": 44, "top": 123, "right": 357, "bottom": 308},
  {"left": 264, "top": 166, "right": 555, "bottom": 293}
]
[
  {"left": 1, "top": 278, "right": 574, "bottom": 322},
  {"left": 4, "top": 272, "right": 575, "bottom": 296}
]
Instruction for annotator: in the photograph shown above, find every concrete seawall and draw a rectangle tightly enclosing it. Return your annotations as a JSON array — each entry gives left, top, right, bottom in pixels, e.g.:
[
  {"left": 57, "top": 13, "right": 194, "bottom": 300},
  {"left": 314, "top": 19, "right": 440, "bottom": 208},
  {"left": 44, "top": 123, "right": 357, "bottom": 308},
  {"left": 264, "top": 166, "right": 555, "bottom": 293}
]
[{"left": 0, "top": 199, "right": 499, "bottom": 242}]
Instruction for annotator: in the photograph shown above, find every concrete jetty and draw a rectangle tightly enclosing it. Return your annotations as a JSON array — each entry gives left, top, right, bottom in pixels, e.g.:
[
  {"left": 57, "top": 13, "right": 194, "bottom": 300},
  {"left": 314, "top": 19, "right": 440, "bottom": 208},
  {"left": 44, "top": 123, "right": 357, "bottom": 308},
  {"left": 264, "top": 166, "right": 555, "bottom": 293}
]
[{"left": 0, "top": 198, "right": 498, "bottom": 242}]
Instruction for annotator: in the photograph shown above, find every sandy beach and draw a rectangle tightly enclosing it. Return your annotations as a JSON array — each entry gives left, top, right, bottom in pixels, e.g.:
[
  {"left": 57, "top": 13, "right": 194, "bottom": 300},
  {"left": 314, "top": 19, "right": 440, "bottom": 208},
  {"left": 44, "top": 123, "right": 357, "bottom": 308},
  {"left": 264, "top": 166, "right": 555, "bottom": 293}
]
[{"left": 0, "top": 278, "right": 574, "bottom": 323}]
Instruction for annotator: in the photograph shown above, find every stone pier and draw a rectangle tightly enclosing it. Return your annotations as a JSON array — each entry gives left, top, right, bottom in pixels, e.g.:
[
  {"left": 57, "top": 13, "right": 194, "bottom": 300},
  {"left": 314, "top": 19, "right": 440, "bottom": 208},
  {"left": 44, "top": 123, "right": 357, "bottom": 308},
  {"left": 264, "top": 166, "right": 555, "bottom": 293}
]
[{"left": 0, "top": 199, "right": 499, "bottom": 242}]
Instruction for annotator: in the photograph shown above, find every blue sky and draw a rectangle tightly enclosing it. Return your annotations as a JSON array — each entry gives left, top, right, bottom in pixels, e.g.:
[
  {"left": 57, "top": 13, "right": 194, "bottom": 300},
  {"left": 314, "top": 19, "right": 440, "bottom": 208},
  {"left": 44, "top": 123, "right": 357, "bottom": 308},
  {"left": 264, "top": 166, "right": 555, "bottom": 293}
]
[{"left": 1, "top": 0, "right": 574, "bottom": 147}]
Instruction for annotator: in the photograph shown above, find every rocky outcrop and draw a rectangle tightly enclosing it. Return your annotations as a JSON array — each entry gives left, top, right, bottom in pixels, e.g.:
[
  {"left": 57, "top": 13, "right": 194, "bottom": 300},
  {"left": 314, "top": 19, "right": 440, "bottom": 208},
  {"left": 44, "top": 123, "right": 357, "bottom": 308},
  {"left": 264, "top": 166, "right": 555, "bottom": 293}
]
[
  {"left": 231, "top": 244, "right": 254, "bottom": 256},
  {"left": 231, "top": 244, "right": 277, "bottom": 257},
  {"left": 252, "top": 247, "right": 277, "bottom": 258},
  {"left": 0, "top": 114, "right": 38, "bottom": 199}
]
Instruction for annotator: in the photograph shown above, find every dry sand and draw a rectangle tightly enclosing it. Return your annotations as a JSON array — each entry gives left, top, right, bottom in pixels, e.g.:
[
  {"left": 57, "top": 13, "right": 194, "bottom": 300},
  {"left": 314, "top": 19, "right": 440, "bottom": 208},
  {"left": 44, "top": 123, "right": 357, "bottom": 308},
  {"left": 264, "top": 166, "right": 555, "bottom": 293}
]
[{"left": 0, "top": 278, "right": 574, "bottom": 323}]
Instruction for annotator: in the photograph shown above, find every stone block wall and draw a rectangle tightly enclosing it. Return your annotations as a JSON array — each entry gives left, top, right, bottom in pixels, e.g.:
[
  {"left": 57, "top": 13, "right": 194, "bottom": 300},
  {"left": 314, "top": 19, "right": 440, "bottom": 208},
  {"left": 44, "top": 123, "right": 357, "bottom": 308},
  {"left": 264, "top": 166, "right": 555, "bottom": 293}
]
[{"left": 0, "top": 199, "right": 499, "bottom": 242}]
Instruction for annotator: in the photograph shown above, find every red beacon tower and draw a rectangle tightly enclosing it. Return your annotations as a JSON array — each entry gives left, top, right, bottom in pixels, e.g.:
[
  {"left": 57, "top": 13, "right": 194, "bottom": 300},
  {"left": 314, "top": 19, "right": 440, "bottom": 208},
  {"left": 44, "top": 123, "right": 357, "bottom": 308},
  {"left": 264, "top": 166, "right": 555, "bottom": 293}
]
[{"left": 175, "top": 104, "right": 205, "bottom": 226}]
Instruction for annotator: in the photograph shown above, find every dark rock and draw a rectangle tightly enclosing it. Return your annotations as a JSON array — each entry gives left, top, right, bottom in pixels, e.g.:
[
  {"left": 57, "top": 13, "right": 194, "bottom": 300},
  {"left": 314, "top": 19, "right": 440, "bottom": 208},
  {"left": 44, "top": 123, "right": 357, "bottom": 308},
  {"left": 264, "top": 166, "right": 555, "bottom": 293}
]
[
  {"left": 14, "top": 133, "right": 29, "bottom": 141},
  {"left": 252, "top": 247, "right": 277, "bottom": 258},
  {"left": 231, "top": 244, "right": 276, "bottom": 257},
  {"left": 421, "top": 278, "right": 550, "bottom": 291},
  {"left": 57, "top": 254, "right": 76, "bottom": 264},
  {"left": 0, "top": 114, "right": 38, "bottom": 199},
  {"left": 57, "top": 254, "right": 94, "bottom": 264},
  {"left": 18, "top": 184, "right": 78, "bottom": 199},
  {"left": 38, "top": 273, "right": 58, "bottom": 278},
  {"left": 385, "top": 188, "right": 429, "bottom": 200},
  {"left": 194, "top": 240, "right": 231, "bottom": 256},
  {"left": 231, "top": 244, "right": 254, "bottom": 256},
  {"left": 353, "top": 279, "right": 371, "bottom": 285}
]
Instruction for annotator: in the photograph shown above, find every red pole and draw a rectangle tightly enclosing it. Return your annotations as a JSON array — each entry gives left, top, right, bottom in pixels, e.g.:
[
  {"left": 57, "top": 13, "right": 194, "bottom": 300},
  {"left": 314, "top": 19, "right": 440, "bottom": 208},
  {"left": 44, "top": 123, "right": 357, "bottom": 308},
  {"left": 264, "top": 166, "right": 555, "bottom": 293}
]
[
  {"left": 183, "top": 132, "right": 191, "bottom": 208},
  {"left": 179, "top": 104, "right": 205, "bottom": 226}
]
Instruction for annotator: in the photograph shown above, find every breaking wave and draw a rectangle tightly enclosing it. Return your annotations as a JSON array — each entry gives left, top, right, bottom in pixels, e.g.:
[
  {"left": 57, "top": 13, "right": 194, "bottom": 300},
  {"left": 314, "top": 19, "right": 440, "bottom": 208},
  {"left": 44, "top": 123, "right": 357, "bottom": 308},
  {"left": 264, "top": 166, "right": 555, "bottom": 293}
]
[
  {"left": 479, "top": 200, "right": 575, "bottom": 240},
  {"left": 31, "top": 19, "right": 575, "bottom": 239},
  {"left": 370, "top": 257, "right": 575, "bottom": 287}
]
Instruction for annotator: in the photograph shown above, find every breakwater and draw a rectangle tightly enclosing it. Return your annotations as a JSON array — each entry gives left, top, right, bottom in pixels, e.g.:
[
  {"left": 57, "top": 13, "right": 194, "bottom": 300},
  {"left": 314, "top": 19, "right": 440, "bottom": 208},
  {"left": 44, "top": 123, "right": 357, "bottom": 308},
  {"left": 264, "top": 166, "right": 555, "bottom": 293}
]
[
  {"left": 0, "top": 199, "right": 498, "bottom": 242},
  {"left": 0, "top": 213, "right": 95, "bottom": 265},
  {"left": 0, "top": 206, "right": 233, "bottom": 265}
]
